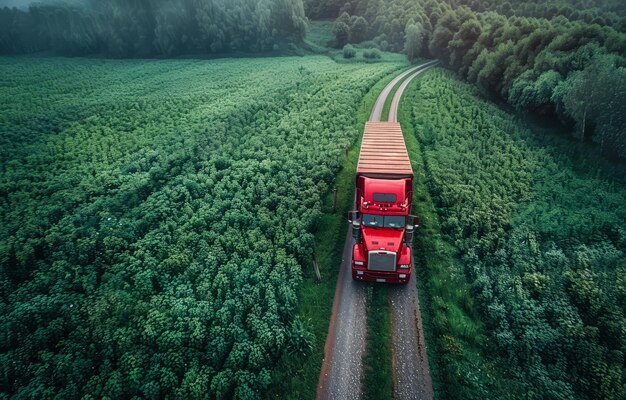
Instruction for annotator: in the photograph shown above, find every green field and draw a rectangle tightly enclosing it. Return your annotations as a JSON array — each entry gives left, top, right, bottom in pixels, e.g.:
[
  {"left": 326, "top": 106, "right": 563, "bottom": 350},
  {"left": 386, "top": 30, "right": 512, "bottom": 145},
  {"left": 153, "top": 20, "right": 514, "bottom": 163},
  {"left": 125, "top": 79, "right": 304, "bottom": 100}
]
[
  {"left": 400, "top": 69, "right": 626, "bottom": 400},
  {"left": 0, "top": 56, "right": 405, "bottom": 399}
]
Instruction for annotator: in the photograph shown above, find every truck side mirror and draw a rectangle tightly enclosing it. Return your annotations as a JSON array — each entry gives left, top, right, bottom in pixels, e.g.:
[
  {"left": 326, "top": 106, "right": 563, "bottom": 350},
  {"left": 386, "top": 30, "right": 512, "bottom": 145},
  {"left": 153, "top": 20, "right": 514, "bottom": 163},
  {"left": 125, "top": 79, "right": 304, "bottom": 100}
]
[
  {"left": 405, "top": 215, "right": 419, "bottom": 245},
  {"left": 406, "top": 215, "right": 420, "bottom": 233},
  {"left": 349, "top": 211, "right": 362, "bottom": 242}
]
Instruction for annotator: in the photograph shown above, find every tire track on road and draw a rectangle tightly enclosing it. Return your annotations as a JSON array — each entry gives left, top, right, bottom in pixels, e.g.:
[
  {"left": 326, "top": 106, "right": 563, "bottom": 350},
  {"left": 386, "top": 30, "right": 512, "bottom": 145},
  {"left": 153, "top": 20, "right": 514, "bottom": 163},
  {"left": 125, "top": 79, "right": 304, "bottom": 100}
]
[{"left": 316, "top": 61, "right": 436, "bottom": 400}]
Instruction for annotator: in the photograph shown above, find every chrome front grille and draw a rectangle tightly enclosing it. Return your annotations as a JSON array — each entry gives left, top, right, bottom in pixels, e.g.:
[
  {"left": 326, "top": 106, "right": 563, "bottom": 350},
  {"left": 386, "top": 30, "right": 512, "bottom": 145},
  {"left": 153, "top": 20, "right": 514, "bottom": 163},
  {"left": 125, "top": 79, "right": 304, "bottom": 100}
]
[{"left": 368, "top": 251, "right": 396, "bottom": 272}]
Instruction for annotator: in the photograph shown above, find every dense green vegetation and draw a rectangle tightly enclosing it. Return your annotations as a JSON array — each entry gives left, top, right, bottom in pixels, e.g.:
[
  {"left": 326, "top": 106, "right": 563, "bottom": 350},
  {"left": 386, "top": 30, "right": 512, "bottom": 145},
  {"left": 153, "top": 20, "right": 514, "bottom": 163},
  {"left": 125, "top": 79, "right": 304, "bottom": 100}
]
[
  {"left": 0, "top": 56, "right": 401, "bottom": 399},
  {"left": 401, "top": 68, "right": 625, "bottom": 399},
  {"left": 266, "top": 65, "right": 406, "bottom": 399},
  {"left": 452, "top": 0, "right": 625, "bottom": 30},
  {"left": 0, "top": 0, "right": 306, "bottom": 56},
  {"left": 316, "top": 0, "right": 626, "bottom": 159}
]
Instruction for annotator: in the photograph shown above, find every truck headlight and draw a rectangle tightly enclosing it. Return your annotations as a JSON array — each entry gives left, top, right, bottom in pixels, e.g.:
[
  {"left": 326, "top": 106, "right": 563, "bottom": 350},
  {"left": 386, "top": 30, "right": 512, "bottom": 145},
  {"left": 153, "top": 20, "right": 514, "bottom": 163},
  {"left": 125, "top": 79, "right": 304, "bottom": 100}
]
[
  {"left": 354, "top": 261, "right": 364, "bottom": 266},
  {"left": 399, "top": 264, "right": 409, "bottom": 269}
]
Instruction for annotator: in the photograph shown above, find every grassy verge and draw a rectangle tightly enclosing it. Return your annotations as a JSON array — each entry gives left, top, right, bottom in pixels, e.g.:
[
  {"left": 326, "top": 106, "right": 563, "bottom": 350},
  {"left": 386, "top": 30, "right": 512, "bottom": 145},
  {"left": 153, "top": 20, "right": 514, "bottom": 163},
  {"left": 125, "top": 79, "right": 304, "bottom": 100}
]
[
  {"left": 362, "top": 286, "right": 394, "bottom": 400},
  {"left": 267, "top": 65, "right": 406, "bottom": 399}
]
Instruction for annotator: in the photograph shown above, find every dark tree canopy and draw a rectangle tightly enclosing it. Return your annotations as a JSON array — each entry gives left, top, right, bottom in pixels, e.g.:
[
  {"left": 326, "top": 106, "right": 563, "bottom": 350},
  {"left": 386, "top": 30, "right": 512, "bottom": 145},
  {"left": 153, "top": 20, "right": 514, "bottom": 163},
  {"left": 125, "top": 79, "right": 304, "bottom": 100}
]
[{"left": 0, "top": 0, "right": 307, "bottom": 56}]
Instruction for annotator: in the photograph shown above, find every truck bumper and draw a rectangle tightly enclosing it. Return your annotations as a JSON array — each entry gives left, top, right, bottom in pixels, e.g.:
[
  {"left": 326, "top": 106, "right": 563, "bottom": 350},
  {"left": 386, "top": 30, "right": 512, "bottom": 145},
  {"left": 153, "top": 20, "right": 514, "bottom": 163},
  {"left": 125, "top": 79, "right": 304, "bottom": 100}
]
[{"left": 352, "top": 267, "right": 411, "bottom": 284}]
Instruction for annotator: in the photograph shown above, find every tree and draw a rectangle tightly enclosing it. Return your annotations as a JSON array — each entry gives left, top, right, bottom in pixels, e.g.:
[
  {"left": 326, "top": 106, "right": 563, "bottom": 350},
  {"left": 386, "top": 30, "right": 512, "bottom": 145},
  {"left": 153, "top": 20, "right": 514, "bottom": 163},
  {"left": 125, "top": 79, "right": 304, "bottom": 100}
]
[
  {"left": 342, "top": 43, "right": 356, "bottom": 58},
  {"left": 552, "top": 59, "right": 607, "bottom": 142},
  {"left": 404, "top": 22, "right": 424, "bottom": 63},
  {"left": 350, "top": 15, "right": 368, "bottom": 43},
  {"left": 333, "top": 21, "right": 350, "bottom": 47}
]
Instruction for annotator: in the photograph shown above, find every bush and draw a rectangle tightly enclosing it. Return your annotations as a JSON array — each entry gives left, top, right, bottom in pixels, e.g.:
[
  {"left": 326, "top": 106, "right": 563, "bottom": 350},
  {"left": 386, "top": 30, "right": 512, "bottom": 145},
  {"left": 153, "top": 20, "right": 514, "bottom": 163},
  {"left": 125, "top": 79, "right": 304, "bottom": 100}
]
[
  {"left": 287, "top": 317, "right": 315, "bottom": 356},
  {"left": 342, "top": 44, "right": 356, "bottom": 58},
  {"left": 363, "top": 48, "right": 382, "bottom": 59}
]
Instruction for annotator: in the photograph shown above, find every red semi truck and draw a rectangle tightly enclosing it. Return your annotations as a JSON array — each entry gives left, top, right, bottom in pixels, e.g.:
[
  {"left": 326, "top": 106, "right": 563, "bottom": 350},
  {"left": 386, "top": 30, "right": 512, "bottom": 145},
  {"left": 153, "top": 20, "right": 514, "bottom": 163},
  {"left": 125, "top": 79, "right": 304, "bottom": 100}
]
[{"left": 348, "top": 122, "right": 419, "bottom": 283}]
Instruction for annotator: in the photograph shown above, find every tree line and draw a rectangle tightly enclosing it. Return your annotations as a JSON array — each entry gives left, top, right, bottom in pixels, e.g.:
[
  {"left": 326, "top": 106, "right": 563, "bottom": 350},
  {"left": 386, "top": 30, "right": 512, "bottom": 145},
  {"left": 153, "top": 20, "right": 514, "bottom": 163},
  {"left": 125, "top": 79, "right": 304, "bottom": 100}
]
[{"left": 0, "top": 0, "right": 307, "bottom": 56}]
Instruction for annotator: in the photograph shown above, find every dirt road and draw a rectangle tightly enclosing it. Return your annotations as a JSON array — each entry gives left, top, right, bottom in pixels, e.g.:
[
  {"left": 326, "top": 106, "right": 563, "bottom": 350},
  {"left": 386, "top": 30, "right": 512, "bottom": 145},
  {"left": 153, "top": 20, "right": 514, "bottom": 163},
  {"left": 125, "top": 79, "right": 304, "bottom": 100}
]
[{"left": 316, "top": 61, "right": 436, "bottom": 400}]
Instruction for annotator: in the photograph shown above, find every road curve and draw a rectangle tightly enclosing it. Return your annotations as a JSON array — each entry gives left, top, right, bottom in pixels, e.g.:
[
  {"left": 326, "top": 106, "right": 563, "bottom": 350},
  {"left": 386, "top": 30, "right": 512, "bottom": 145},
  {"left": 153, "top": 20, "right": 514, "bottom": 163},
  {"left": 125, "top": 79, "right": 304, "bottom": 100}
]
[
  {"left": 388, "top": 62, "right": 437, "bottom": 400},
  {"left": 316, "top": 61, "right": 436, "bottom": 400},
  {"left": 369, "top": 64, "right": 423, "bottom": 122},
  {"left": 388, "top": 61, "right": 439, "bottom": 123}
]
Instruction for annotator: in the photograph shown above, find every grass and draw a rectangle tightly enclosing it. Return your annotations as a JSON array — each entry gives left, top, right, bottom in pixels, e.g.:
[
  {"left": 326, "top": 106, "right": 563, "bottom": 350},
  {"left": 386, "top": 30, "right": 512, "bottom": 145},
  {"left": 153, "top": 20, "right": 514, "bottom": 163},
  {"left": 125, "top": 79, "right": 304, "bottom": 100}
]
[
  {"left": 328, "top": 49, "right": 409, "bottom": 64},
  {"left": 305, "top": 19, "right": 408, "bottom": 64},
  {"left": 362, "top": 286, "right": 394, "bottom": 400},
  {"left": 304, "top": 20, "right": 334, "bottom": 52},
  {"left": 380, "top": 74, "right": 404, "bottom": 122},
  {"left": 267, "top": 64, "right": 406, "bottom": 399}
]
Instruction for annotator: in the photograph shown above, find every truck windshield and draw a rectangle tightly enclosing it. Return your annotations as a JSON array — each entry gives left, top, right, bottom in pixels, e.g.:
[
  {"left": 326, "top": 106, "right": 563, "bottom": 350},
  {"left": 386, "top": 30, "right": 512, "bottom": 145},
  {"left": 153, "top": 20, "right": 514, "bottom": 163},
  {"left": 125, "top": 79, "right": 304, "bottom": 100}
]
[
  {"left": 362, "top": 214, "right": 405, "bottom": 229},
  {"left": 384, "top": 216, "right": 406, "bottom": 228}
]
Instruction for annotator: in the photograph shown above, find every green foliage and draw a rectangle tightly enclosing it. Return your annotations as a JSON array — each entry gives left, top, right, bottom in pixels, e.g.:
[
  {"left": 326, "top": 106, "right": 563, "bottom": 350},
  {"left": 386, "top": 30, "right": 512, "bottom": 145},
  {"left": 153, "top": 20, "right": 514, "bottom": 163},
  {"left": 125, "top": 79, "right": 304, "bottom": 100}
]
[
  {"left": 363, "top": 48, "right": 382, "bottom": 59},
  {"left": 333, "top": 20, "right": 351, "bottom": 47},
  {"left": 0, "top": 56, "right": 400, "bottom": 399},
  {"left": 363, "top": 286, "right": 394, "bottom": 400},
  {"left": 348, "top": 15, "right": 369, "bottom": 43},
  {"left": 404, "top": 22, "right": 425, "bottom": 63},
  {"left": 0, "top": 0, "right": 307, "bottom": 56},
  {"left": 266, "top": 68, "right": 407, "bottom": 399},
  {"left": 405, "top": 68, "right": 626, "bottom": 399},
  {"left": 319, "top": 0, "right": 625, "bottom": 159},
  {"left": 286, "top": 317, "right": 315, "bottom": 356},
  {"left": 342, "top": 43, "right": 357, "bottom": 58},
  {"left": 450, "top": 0, "right": 625, "bottom": 31}
]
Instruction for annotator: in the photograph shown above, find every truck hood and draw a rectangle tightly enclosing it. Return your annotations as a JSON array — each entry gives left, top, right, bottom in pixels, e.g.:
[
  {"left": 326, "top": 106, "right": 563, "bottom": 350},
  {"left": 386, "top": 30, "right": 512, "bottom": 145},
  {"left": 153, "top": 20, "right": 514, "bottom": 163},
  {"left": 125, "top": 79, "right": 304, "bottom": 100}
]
[{"left": 362, "top": 227, "right": 404, "bottom": 254}]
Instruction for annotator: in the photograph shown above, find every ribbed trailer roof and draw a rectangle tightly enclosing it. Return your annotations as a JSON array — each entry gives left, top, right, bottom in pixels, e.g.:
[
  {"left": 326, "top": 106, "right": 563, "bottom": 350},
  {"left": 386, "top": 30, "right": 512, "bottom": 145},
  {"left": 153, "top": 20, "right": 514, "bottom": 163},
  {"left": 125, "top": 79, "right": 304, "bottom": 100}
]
[{"left": 357, "top": 122, "right": 413, "bottom": 178}]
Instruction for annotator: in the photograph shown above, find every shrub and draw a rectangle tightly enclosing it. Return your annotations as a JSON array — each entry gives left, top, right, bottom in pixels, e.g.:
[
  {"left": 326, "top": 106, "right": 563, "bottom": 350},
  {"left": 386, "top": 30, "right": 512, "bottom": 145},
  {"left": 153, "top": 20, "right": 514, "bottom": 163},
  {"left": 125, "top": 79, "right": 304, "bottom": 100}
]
[
  {"left": 287, "top": 317, "right": 315, "bottom": 356},
  {"left": 363, "top": 48, "right": 382, "bottom": 59},
  {"left": 342, "top": 44, "right": 356, "bottom": 58}
]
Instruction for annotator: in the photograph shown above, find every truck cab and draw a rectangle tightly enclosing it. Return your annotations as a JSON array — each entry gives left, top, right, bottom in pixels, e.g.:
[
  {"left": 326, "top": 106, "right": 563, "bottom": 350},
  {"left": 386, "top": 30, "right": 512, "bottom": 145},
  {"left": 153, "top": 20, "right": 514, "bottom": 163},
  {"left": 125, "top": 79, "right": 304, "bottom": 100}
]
[{"left": 349, "top": 176, "right": 418, "bottom": 283}]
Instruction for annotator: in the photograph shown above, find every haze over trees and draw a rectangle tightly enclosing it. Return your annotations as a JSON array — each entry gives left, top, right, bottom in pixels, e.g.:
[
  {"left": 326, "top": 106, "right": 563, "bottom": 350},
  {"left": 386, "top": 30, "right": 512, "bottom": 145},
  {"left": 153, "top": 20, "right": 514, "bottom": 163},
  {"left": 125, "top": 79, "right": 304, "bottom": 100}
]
[
  {"left": 0, "top": 1, "right": 624, "bottom": 399},
  {"left": 0, "top": 0, "right": 307, "bottom": 56}
]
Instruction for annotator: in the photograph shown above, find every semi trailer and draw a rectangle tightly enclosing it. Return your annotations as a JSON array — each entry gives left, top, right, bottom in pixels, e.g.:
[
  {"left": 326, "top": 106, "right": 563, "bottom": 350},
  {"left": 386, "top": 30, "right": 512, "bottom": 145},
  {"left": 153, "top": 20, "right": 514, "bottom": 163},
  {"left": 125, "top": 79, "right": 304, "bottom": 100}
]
[{"left": 348, "top": 122, "right": 418, "bottom": 283}]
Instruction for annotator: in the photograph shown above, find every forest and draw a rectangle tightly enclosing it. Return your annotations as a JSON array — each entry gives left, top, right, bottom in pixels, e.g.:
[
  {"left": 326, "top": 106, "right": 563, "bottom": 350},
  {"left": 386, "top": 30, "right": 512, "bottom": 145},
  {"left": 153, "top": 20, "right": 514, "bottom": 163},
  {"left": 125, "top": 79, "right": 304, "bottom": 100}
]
[
  {"left": 0, "top": 0, "right": 307, "bottom": 56},
  {"left": 2, "top": 0, "right": 624, "bottom": 159},
  {"left": 0, "top": 56, "right": 402, "bottom": 398}
]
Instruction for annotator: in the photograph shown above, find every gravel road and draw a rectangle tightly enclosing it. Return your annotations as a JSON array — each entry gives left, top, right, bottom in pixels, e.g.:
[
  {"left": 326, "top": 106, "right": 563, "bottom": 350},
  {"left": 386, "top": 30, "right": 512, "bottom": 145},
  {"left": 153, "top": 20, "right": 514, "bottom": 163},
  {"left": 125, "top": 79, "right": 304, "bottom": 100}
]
[
  {"left": 316, "top": 228, "right": 367, "bottom": 400},
  {"left": 317, "top": 61, "right": 436, "bottom": 400},
  {"left": 388, "top": 61, "right": 439, "bottom": 123},
  {"left": 369, "top": 64, "right": 425, "bottom": 122}
]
